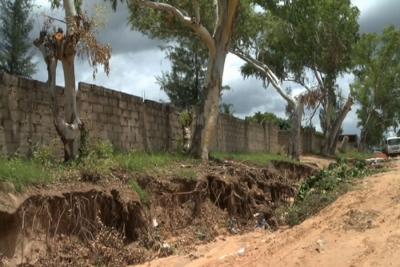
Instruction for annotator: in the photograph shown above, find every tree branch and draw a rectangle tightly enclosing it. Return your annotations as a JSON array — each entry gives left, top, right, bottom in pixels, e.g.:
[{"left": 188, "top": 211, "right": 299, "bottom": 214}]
[
  {"left": 212, "top": 0, "right": 218, "bottom": 36},
  {"left": 311, "top": 64, "right": 325, "bottom": 91},
  {"left": 132, "top": 0, "right": 215, "bottom": 52},
  {"left": 229, "top": 47, "right": 297, "bottom": 106},
  {"left": 192, "top": 0, "right": 200, "bottom": 24}
]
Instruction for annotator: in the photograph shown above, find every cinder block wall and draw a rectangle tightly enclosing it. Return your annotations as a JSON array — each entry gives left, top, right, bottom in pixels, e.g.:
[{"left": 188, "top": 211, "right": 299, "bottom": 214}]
[{"left": 0, "top": 72, "right": 316, "bottom": 156}]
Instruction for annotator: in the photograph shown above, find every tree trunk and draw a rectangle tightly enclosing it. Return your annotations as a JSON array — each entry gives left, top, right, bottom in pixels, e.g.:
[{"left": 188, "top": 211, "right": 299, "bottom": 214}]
[
  {"left": 33, "top": 0, "right": 82, "bottom": 162},
  {"left": 287, "top": 98, "right": 304, "bottom": 161},
  {"left": 326, "top": 95, "right": 354, "bottom": 155},
  {"left": 191, "top": 49, "right": 225, "bottom": 159},
  {"left": 61, "top": 60, "right": 82, "bottom": 161},
  {"left": 320, "top": 100, "right": 332, "bottom": 156},
  {"left": 190, "top": 0, "right": 238, "bottom": 160}
]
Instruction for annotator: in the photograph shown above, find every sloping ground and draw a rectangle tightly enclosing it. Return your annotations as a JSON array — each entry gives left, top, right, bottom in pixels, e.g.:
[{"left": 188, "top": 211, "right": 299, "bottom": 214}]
[
  {"left": 133, "top": 159, "right": 400, "bottom": 267},
  {"left": 0, "top": 158, "right": 318, "bottom": 266}
]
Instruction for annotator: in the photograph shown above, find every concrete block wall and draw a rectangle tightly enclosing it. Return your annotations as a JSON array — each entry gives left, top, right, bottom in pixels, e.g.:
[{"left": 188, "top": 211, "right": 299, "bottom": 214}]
[
  {"left": 0, "top": 72, "right": 314, "bottom": 157},
  {"left": 278, "top": 129, "right": 324, "bottom": 155}
]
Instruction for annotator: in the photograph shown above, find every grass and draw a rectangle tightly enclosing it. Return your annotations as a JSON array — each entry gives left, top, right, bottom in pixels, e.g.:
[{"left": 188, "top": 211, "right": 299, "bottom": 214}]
[
  {"left": 127, "top": 179, "right": 151, "bottom": 205},
  {"left": 211, "top": 151, "right": 294, "bottom": 165},
  {"left": 115, "top": 151, "right": 199, "bottom": 174},
  {"left": 0, "top": 156, "right": 53, "bottom": 192}
]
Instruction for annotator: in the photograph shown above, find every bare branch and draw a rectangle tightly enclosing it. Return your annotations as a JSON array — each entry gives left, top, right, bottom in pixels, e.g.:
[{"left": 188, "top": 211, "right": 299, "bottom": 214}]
[
  {"left": 229, "top": 47, "right": 297, "bottom": 106},
  {"left": 132, "top": 0, "right": 215, "bottom": 52},
  {"left": 64, "top": 0, "right": 77, "bottom": 18},
  {"left": 44, "top": 15, "right": 67, "bottom": 24},
  {"left": 212, "top": 0, "right": 218, "bottom": 36},
  {"left": 311, "top": 64, "right": 325, "bottom": 90}
]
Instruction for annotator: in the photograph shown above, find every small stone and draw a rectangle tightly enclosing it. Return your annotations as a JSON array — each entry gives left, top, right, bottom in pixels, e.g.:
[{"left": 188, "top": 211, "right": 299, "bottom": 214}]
[{"left": 317, "top": 239, "right": 326, "bottom": 246}]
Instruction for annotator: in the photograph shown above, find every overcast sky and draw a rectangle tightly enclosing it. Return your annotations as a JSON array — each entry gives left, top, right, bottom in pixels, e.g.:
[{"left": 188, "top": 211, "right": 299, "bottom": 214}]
[{"left": 30, "top": 0, "right": 400, "bottom": 135}]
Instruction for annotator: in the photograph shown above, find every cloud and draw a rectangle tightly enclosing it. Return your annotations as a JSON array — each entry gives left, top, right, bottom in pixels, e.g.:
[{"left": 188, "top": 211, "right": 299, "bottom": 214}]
[{"left": 358, "top": 0, "right": 400, "bottom": 34}]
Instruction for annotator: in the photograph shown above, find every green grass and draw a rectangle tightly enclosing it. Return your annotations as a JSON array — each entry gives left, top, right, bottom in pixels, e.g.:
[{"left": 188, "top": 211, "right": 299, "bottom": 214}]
[
  {"left": 211, "top": 151, "right": 294, "bottom": 165},
  {"left": 178, "top": 168, "right": 197, "bottom": 179},
  {"left": 336, "top": 150, "right": 372, "bottom": 159},
  {"left": 0, "top": 157, "right": 52, "bottom": 192},
  {"left": 128, "top": 179, "right": 151, "bottom": 204},
  {"left": 115, "top": 151, "right": 197, "bottom": 173}
]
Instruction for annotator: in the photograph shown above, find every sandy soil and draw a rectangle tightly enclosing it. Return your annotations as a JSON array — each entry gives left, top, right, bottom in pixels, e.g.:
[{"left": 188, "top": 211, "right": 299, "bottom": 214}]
[{"left": 133, "top": 159, "right": 400, "bottom": 267}]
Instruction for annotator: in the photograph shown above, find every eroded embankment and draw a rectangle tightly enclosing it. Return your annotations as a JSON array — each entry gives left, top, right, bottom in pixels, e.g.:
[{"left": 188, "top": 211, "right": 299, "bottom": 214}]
[{"left": 0, "top": 159, "right": 317, "bottom": 267}]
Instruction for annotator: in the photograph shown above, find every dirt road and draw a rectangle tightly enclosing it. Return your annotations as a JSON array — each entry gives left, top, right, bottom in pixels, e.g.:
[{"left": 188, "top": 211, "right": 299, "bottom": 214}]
[{"left": 134, "top": 159, "right": 400, "bottom": 267}]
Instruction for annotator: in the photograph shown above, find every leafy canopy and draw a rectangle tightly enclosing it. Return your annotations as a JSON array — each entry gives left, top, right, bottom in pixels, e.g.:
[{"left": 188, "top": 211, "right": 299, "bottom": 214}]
[
  {"left": 0, "top": 0, "right": 37, "bottom": 78},
  {"left": 350, "top": 24, "right": 400, "bottom": 144}
]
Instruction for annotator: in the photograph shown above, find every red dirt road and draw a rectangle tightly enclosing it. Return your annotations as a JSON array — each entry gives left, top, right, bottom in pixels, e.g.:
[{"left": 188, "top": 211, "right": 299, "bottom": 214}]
[{"left": 133, "top": 159, "right": 400, "bottom": 267}]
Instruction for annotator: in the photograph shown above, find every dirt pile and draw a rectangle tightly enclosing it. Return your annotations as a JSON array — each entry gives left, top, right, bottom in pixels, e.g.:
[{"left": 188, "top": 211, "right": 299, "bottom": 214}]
[{"left": 0, "top": 159, "right": 317, "bottom": 266}]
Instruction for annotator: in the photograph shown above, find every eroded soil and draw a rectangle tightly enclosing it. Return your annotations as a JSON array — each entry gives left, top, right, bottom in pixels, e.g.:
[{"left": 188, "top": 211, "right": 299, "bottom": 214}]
[
  {"left": 132, "top": 158, "right": 400, "bottom": 267},
  {"left": 0, "top": 157, "right": 318, "bottom": 266}
]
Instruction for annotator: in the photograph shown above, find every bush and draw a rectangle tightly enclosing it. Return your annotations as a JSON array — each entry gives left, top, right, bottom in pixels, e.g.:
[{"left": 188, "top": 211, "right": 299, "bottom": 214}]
[{"left": 286, "top": 157, "right": 383, "bottom": 226}]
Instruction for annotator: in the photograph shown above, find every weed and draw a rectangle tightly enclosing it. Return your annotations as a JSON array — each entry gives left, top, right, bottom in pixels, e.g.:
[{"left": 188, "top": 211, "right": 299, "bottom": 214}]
[
  {"left": 178, "top": 168, "right": 196, "bottom": 179},
  {"left": 286, "top": 157, "right": 385, "bottom": 226},
  {"left": 276, "top": 145, "right": 286, "bottom": 156},
  {"left": 116, "top": 151, "right": 189, "bottom": 173},
  {"left": 128, "top": 179, "right": 151, "bottom": 205},
  {"left": 31, "top": 138, "right": 60, "bottom": 167},
  {"left": 0, "top": 156, "right": 52, "bottom": 192}
]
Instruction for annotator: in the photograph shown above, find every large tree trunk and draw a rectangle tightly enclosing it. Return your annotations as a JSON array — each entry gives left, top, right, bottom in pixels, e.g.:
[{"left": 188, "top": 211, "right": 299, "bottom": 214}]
[
  {"left": 190, "top": 0, "right": 239, "bottom": 160},
  {"left": 320, "top": 101, "right": 332, "bottom": 156},
  {"left": 61, "top": 60, "right": 82, "bottom": 161},
  {"left": 191, "top": 48, "right": 226, "bottom": 159},
  {"left": 287, "top": 98, "right": 305, "bottom": 161},
  {"left": 325, "top": 95, "right": 354, "bottom": 155},
  {"left": 34, "top": 0, "right": 82, "bottom": 161}
]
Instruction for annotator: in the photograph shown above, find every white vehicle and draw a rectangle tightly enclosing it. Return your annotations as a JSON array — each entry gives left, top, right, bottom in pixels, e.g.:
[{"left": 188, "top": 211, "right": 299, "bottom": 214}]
[{"left": 382, "top": 132, "right": 400, "bottom": 157}]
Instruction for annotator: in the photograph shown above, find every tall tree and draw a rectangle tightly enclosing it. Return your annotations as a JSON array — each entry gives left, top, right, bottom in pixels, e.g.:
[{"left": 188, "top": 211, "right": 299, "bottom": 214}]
[
  {"left": 230, "top": 3, "right": 320, "bottom": 160},
  {"left": 156, "top": 38, "right": 207, "bottom": 109},
  {"left": 108, "top": 0, "right": 245, "bottom": 160},
  {"left": 34, "top": 0, "right": 111, "bottom": 161},
  {"left": 350, "top": 24, "right": 400, "bottom": 149},
  {"left": 0, "top": 0, "right": 37, "bottom": 78},
  {"left": 244, "top": 0, "right": 359, "bottom": 156}
]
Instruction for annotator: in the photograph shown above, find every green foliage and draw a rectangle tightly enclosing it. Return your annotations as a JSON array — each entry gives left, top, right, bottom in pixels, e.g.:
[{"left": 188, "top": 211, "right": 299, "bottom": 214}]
[
  {"left": 178, "top": 110, "right": 193, "bottom": 127},
  {"left": 156, "top": 39, "right": 207, "bottom": 109},
  {"left": 350, "top": 25, "right": 400, "bottom": 147},
  {"left": 287, "top": 157, "right": 383, "bottom": 226},
  {"left": 0, "top": 0, "right": 37, "bottom": 78},
  {"left": 116, "top": 151, "right": 188, "bottom": 173},
  {"left": 79, "top": 138, "right": 115, "bottom": 178},
  {"left": 245, "top": 111, "right": 291, "bottom": 130},
  {"left": 0, "top": 156, "right": 52, "bottom": 192},
  {"left": 178, "top": 168, "right": 196, "bottom": 180},
  {"left": 128, "top": 179, "right": 150, "bottom": 205},
  {"left": 219, "top": 103, "right": 235, "bottom": 116},
  {"left": 31, "top": 139, "right": 60, "bottom": 167}
]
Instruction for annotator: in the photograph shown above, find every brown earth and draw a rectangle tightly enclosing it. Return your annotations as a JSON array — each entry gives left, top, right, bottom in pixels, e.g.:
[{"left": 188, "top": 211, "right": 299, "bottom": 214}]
[
  {"left": 132, "top": 158, "right": 400, "bottom": 267},
  {"left": 0, "top": 154, "right": 392, "bottom": 267},
  {"left": 0, "top": 156, "right": 318, "bottom": 266}
]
